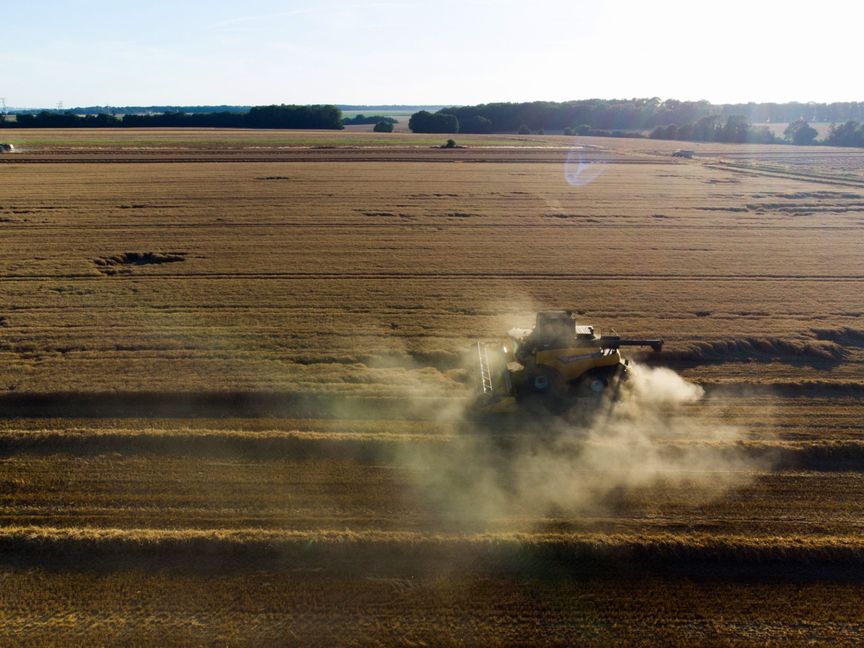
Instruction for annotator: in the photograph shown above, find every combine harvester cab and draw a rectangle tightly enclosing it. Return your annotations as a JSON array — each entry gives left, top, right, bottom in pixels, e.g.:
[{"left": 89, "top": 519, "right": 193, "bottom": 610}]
[{"left": 475, "top": 310, "right": 663, "bottom": 415}]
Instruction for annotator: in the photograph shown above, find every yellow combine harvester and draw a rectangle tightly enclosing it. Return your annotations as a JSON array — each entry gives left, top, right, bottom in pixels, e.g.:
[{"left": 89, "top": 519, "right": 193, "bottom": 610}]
[{"left": 475, "top": 310, "right": 663, "bottom": 412}]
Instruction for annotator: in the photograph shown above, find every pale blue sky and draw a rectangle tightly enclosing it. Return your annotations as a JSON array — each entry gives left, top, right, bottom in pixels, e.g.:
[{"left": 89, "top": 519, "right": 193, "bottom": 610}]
[{"left": 1, "top": 0, "right": 860, "bottom": 107}]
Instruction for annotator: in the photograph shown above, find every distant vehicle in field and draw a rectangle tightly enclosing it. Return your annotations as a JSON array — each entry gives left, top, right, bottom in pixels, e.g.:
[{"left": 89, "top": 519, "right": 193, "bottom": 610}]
[
  {"left": 0, "top": 143, "right": 14, "bottom": 153},
  {"left": 672, "top": 149, "right": 694, "bottom": 158}
]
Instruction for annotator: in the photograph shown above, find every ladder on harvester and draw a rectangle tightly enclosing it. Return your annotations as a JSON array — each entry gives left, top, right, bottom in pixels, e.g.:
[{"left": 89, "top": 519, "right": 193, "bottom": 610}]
[{"left": 477, "top": 341, "right": 494, "bottom": 395}]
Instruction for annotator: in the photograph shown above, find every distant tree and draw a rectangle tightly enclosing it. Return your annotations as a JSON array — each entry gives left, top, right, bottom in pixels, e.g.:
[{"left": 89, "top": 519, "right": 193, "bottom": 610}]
[
  {"left": 408, "top": 110, "right": 458, "bottom": 133},
  {"left": 574, "top": 124, "right": 591, "bottom": 135},
  {"left": 649, "top": 125, "right": 667, "bottom": 139},
  {"left": 245, "top": 104, "right": 343, "bottom": 129},
  {"left": 459, "top": 115, "right": 493, "bottom": 134},
  {"left": 563, "top": 127, "right": 574, "bottom": 135},
  {"left": 15, "top": 111, "right": 88, "bottom": 128},
  {"left": 408, "top": 111, "right": 431, "bottom": 132},
  {"left": 518, "top": 124, "right": 530, "bottom": 134},
  {"left": 444, "top": 139, "right": 457, "bottom": 148},
  {"left": 825, "top": 121, "right": 864, "bottom": 147},
  {"left": 747, "top": 125, "right": 776, "bottom": 144},
  {"left": 343, "top": 114, "right": 397, "bottom": 126},
  {"left": 784, "top": 119, "right": 818, "bottom": 145},
  {"left": 692, "top": 115, "right": 720, "bottom": 141},
  {"left": 536, "top": 129, "right": 545, "bottom": 135},
  {"left": 719, "top": 115, "right": 750, "bottom": 143},
  {"left": 675, "top": 122, "right": 693, "bottom": 141},
  {"left": 373, "top": 121, "right": 394, "bottom": 133},
  {"left": 436, "top": 113, "right": 459, "bottom": 133}
]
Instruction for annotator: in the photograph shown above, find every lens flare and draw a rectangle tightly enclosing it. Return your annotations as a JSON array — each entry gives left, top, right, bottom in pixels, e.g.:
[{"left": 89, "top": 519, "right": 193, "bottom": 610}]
[{"left": 564, "top": 147, "right": 605, "bottom": 187}]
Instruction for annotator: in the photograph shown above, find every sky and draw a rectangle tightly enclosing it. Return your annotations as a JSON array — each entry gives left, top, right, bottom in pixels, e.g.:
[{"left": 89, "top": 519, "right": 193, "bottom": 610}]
[{"left": 1, "top": 0, "right": 861, "bottom": 108}]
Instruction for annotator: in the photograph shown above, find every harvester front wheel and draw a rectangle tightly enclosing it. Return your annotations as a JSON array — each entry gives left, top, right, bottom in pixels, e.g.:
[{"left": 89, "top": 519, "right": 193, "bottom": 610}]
[
  {"left": 516, "top": 367, "right": 568, "bottom": 414},
  {"left": 530, "top": 367, "right": 565, "bottom": 395}
]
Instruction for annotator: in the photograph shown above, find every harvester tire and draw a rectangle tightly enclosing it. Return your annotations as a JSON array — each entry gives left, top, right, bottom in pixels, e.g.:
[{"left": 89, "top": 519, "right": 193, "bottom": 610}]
[
  {"left": 531, "top": 367, "right": 564, "bottom": 396},
  {"left": 514, "top": 367, "right": 567, "bottom": 414}
]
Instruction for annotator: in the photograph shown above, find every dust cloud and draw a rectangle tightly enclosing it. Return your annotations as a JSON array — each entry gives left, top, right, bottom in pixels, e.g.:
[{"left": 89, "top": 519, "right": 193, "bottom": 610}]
[{"left": 399, "top": 363, "right": 767, "bottom": 529}]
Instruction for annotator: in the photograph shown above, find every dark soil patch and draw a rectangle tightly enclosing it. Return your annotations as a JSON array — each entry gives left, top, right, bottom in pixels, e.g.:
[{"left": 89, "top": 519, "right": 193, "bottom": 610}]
[
  {"left": 117, "top": 204, "right": 180, "bottom": 209},
  {"left": 94, "top": 251, "right": 187, "bottom": 275}
]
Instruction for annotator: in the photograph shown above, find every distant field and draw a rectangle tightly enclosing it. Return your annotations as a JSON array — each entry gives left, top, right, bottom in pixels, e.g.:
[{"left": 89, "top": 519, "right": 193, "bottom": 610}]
[
  {"left": 3, "top": 128, "right": 862, "bottom": 179},
  {"left": 341, "top": 109, "right": 415, "bottom": 132},
  {"left": 1, "top": 129, "right": 864, "bottom": 643},
  {"left": 0, "top": 127, "right": 544, "bottom": 149}
]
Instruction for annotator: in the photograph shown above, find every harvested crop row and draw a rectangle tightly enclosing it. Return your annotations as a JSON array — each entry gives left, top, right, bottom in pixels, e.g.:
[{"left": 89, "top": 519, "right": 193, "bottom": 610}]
[
  {"left": 4, "top": 526, "right": 864, "bottom": 578},
  {"left": 2, "top": 569, "right": 863, "bottom": 646}
]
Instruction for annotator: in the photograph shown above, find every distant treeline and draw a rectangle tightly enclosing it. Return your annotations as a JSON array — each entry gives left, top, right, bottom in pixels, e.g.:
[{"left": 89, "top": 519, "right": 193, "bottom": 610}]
[
  {"left": 408, "top": 111, "right": 461, "bottom": 134},
  {"left": 823, "top": 121, "right": 864, "bottom": 147},
  {"left": 0, "top": 105, "right": 344, "bottom": 130},
  {"left": 648, "top": 115, "right": 776, "bottom": 144},
  {"left": 9, "top": 105, "right": 252, "bottom": 116},
  {"left": 649, "top": 117, "right": 864, "bottom": 147},
  {"left": 9, "top": 104, "right": 440, "bottom": 116},
  {"left": 409, "top": 98, "right": 864, "bottom": 133},
  {"left": 342, "top": 114, "right": 398, "bottom": 126},
  {"left": 408, "top": 99, "right": 864, "bottom": 147}
]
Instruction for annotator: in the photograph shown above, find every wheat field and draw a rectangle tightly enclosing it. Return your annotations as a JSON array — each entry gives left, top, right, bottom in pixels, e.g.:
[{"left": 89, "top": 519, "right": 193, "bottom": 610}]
[{"left": 1, "top": 129, "right": 863, "bottom": 644}]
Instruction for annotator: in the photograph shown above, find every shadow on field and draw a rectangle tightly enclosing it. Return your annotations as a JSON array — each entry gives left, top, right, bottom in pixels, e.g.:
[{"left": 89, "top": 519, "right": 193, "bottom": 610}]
[
  {"left": 0, "top": 390, "right": 465, "bottom": 420},
  {"left": 1, "top": 383, "right": 862, "bottom": 418},
  {"left": 1, "top": 391, "right": 864, "bottom": 474},
  {"left": 4, "top": 531, "right": 864, "bottom": 583}
]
